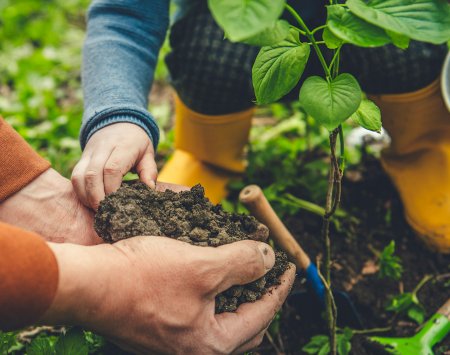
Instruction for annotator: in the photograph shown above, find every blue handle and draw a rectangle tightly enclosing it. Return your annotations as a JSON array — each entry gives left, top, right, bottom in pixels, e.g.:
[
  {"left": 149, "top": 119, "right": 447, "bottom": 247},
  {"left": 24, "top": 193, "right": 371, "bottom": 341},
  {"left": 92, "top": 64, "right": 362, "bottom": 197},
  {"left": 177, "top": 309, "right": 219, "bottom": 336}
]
[{"left": 303, "top": 263, "right": 326, "bottom": 301}]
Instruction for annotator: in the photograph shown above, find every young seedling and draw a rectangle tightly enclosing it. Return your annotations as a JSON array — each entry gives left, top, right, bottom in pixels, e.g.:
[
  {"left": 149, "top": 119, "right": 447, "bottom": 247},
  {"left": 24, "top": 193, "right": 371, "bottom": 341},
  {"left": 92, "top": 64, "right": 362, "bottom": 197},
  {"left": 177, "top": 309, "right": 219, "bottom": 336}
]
[
  {"left": 207, "top": 1, "right": 450, "bottom": 353},
  {"left": 376, "top": 240, "right": 404, "bottom": 281},
  {"left": 386, "top": 274, "right": 432, "bottom": 324}
]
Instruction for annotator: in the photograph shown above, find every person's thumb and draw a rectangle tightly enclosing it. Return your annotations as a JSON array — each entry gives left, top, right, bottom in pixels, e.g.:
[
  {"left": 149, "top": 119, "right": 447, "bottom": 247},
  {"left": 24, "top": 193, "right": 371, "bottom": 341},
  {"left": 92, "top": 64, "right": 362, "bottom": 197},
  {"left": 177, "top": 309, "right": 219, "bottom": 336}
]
[
  {"left": 136, "top": 152, "right": 158, "bottom": 189},
  {"left": 213, "top": 240, "right": 275, "bottom": 294}
]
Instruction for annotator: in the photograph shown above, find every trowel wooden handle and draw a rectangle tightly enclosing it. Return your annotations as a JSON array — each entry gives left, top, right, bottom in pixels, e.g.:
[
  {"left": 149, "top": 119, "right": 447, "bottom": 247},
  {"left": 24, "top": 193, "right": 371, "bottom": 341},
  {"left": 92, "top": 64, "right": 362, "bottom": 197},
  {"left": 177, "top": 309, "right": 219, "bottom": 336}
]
[
  {"left": 239, "top": 185, "right": 311, "bottom": 271},
  {"left": 437, "top": 298, "right": 450, "bottom": 320}
]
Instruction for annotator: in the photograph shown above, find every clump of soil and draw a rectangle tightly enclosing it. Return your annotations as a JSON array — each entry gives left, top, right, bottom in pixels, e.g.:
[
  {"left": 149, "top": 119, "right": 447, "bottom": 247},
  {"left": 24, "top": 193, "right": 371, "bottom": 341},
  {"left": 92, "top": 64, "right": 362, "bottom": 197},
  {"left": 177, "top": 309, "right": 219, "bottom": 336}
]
[{"left": 94, "top": 182, "right": 289, "bottom": 313}]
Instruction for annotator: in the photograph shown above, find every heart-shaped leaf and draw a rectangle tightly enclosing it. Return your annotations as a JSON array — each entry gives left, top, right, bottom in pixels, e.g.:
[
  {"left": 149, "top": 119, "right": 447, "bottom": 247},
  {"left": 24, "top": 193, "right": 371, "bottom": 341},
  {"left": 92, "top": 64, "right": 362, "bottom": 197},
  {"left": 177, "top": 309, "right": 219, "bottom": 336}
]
[
  {"left": 323, "top": 27, "right": 343, "bottom": 49},
  {"left": 346, "top": 0, "right": 450, "bottom": 44},
  {"left": 253, "top": 29, "right": 310, "bottom": 104},
  {"left": 385, "top": 30, "right": 410, "bottom": 49},
  {"left": 208, "top": 0, "right": 286, "bottom": 42},
  {"left": 327, "top": 5, "right": 391, "bottom": 47},
  {"left": 242, "top": 20, "right": 290, "bottom": 46},
  {"left": 299, "top": 74, "right": 362, "bottom": 131},
  {"left": 350, "top": 99, "right": 382, "bottom": 133}
]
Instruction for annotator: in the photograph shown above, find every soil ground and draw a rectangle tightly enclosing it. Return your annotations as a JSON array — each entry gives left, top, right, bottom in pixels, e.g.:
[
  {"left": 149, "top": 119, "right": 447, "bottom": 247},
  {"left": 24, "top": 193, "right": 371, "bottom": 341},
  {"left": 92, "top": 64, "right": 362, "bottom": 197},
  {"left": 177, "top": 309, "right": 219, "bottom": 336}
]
[
  {"left": 250, "top": 155, "right": 450, "bottom": 354},
  {"left": 94, "top": 182, "right": 289, "bottom": 313}
]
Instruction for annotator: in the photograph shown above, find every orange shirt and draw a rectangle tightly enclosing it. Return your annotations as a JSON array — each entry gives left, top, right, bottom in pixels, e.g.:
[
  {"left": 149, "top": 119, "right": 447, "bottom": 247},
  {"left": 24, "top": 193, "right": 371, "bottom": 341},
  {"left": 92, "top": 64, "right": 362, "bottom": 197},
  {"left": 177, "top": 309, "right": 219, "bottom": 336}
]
[{"left": 0, "top": 118, "right": 58, "bottom": 330}]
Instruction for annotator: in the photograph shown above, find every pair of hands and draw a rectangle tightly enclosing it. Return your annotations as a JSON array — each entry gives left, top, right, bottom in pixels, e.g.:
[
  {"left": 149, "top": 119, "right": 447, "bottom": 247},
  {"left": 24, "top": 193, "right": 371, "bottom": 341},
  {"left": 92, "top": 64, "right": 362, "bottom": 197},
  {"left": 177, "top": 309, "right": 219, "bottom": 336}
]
[
  {"left": 0, "top": 150, "right": 296, "bottom": 353},
  {"left": 43, "top": 236, "right": 295, "bottom": 354}
]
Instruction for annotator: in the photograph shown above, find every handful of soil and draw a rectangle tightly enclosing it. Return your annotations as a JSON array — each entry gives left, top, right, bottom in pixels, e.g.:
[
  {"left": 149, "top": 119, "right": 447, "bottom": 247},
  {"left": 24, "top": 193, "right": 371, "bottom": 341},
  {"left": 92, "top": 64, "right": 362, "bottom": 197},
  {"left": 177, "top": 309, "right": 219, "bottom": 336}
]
[{"left": 94, "top": 182, "right": 289, "bottom": 313}]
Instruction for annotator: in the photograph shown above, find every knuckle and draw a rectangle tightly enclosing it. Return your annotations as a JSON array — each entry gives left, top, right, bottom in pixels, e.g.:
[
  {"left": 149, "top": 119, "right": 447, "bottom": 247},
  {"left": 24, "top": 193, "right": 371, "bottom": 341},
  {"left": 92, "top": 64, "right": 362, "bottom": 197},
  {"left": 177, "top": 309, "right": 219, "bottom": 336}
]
[
  {"left": 104, "top": 162, "right": 122, "bottom": 176},
  {"left": 84, "top": 169, "right": 99, "bottom": 183},
  {"left": 71, "top": 173, "right": 82, "bottom": 185}
]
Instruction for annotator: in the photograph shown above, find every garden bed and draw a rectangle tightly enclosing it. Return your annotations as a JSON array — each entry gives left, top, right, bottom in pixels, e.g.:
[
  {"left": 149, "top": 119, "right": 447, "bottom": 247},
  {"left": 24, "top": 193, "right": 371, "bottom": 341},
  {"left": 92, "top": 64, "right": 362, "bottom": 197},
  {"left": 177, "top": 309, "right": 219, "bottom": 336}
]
[{"left": 252, "top": 155, "right": 450, "bottom": 354}]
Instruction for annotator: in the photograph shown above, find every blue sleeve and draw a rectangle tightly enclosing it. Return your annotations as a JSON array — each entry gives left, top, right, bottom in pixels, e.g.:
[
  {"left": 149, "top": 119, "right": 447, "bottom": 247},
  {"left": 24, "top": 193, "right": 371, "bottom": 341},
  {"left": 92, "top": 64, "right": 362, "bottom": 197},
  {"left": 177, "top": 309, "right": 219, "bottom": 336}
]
[{"left": 80, "top": 0, "right": 170, "bottom": 150}]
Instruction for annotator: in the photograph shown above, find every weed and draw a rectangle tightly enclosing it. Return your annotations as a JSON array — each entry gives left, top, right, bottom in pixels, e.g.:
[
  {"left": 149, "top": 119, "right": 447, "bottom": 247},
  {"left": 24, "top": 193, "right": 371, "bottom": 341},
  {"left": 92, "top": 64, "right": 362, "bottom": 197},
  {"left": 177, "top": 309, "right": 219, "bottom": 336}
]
[{"left": 378, "top": 241, "right": 404, "bottom": 280}]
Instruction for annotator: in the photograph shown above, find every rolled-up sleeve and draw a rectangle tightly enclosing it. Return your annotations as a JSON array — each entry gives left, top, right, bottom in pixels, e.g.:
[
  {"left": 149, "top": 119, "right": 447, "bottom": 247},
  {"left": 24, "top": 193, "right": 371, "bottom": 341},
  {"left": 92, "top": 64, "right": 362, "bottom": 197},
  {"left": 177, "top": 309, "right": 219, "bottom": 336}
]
[{"left": 80, "top": 0, "right": 170, "bottom": 150}]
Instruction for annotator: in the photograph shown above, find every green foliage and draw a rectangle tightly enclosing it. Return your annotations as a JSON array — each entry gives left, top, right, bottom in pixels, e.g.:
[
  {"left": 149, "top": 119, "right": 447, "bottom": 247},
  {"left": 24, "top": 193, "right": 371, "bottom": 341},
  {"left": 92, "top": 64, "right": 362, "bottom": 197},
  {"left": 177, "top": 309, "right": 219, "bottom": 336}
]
[
  {"left": 346, "top": 0, "right": 450, "bottom": 44},
  {"left": 327, "top": 5, "right": 391, "bottom": 47},
  {"left": 242, "top": 20, "right": 290, "bottom": 47},
  {"left": 252, "top": 29, "right": 310, "bottom": 104},
  {"left": 385, "top": 30, "right": 410, "bottom": 49},
  {"left": 387, "top": 292, "right": 426, "bottom": 324},
  {"left": 207, "top": 0, "right": 285, "bottom": 42},
  {"left": 27, "top": 337, "right": 55, "bottom": 355},
  {"left": 54, "top": 328, "right": 89, "bottom": 355},
  {"left": 322, "top": 27, "right": 343, "bottom": 49},
  {"left": 350, "top": 99, "right": 382, "bottom": 133},
  {"left": 302, "top": 335, "right": 330, "bottom": 355},
  {"left": 303, "top": 329, "right": 353, "bottom": 355},
  {"left": 378, "top": 241, "right": 403, "bottom": 280},
  {"left": 0, "top": 332, "right": 19, "bottom": 354},
  {"left": 299, "top": 74, "right": 362, "bottom": 131}
]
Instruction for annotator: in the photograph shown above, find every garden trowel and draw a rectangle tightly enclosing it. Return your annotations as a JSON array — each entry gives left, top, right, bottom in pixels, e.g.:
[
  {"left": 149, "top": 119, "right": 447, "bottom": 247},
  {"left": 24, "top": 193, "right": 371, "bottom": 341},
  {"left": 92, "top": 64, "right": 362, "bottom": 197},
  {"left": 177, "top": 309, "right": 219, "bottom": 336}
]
[
  {"left": 370, "top": 298, "right": 450, "bottom": 354},
  {"left": 239, "top": 185, "right": 363, "bottom": 328}
]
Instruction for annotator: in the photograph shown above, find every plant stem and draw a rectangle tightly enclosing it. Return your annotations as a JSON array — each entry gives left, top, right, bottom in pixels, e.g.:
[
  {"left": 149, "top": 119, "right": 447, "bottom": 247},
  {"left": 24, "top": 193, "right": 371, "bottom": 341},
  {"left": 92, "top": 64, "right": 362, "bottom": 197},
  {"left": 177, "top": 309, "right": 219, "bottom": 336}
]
[
  {"left": 338, "top": 125, "right": 346, "bottom": 172},
  {"left": 320, "top": 130, "right": 340, "bottom": 355},
  {"left": 328, "top": 47, "right": 341, "bottom": 78},
  {"left": 311, "top": 24, "right": 327, "bottom": 34},
  {"left": 351, "top": 326, "right": 392, "bottom": 335},
  {"left": 413, "top": 274, "right": 433, "bottom": 295},
  {"left": 285, "top": 4, "right": 331, "bottom": 78}
]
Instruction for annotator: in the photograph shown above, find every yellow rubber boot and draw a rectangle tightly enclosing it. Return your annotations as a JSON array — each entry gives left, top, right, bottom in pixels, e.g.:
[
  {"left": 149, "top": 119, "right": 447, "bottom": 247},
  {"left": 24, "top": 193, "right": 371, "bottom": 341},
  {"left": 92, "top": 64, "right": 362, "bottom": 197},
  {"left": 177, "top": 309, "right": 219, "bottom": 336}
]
[
  {"left": 158, "top": 96, "right": 253, "bottom": 204},
  {"left": 370, "top": 79, "right": 450, "bottom": 253}
]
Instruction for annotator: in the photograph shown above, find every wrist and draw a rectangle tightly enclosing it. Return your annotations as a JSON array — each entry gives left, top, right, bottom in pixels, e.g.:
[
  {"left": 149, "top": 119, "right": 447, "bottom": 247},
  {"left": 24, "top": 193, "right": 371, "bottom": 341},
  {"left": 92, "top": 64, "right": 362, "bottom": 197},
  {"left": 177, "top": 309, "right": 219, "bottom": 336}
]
[
  {"left": 39, "top": 242, "right": 119, "bottom": 326},
  {"left": 81, "top": 108, "right": 160, "bottom": 150},
  {"left": 0, "top": 168, "right": 101, "bottom": 245}
]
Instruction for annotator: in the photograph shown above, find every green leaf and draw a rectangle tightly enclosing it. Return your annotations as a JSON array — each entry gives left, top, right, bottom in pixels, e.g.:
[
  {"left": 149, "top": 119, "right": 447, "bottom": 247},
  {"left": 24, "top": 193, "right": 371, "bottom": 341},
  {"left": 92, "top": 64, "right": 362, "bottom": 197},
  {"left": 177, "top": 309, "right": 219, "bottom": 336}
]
[
  {"left": 323, "top": 27, "right": 343, "bottom": 49},
  {"left": 299, "top": 74, "right": 362, "bottom": 130},
  {"left": 208, "top": 0, "right": 286, "bottom": 42},
  {"left": 242, "top": 20, "right": 290, "bottom": 46},
  {"left": 253, "top": 29, "right": 310, "bottom": 104},
  {"left": 0, "top": 332, "right": 18, "bottom": 354},
  {"left": 55, "top": 328, "right": 88, "bottom": 355},
  {"left": 327, "top": 5, "right": 391, "bottom": 47},
  {"left": 346, "top": 0, "right": 450, "bottom": 45},
  {"left": 387, "top": 293, "right": 414, "bottom": 313},
  {"left": 408, "top": 304, "right": 425, "bottom": 324},
  {"left": 337, "top": 336, "right": 352, "bottom": 355},
  {"left": 350, "top": 99, "right": 382, "bottom": 133},
  {"left": 27, "top": 337, "right": 55, "bottom": 355},
  {"left": 302, "top": 335, "right": 330, "bottom": 354},
  {"left": 378, "top": 240, "right": 403, "bottom": 280},
  {"left": 385, "top": 30, "right": 410, "bottom": 49}
]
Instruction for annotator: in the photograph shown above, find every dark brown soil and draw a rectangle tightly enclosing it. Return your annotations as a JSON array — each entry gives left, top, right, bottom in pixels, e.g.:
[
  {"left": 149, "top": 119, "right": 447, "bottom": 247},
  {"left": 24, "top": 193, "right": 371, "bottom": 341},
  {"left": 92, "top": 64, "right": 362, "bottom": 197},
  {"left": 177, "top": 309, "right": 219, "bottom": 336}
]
[
  {"left": 245, "top": 155, "right": 450, "bottom": 355},
  {"left": 94, "top": 182, "right": 289, "bottom": 313}
]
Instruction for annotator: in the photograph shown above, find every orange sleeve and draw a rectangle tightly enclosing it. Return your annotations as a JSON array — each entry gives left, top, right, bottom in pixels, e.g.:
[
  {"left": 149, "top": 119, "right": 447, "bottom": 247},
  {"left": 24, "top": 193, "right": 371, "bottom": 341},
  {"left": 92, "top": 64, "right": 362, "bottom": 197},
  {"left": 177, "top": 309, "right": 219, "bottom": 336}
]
[
  {"left": 0, "top": 118, "right": 51, "bottom": 202},
  {"left": 0, "top": 222, "right": 59, "bottom": 331}
]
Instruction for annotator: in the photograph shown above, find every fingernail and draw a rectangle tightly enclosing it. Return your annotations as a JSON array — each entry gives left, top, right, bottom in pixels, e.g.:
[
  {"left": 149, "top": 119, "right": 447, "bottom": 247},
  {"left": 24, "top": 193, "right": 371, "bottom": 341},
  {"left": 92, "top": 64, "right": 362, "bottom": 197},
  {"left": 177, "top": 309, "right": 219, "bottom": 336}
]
[
  {"left": 258, "top": 243, "right": 275, "bottom": 270},
  {"left": 148, "top": 180, "right": 156, "bottom": 189}
]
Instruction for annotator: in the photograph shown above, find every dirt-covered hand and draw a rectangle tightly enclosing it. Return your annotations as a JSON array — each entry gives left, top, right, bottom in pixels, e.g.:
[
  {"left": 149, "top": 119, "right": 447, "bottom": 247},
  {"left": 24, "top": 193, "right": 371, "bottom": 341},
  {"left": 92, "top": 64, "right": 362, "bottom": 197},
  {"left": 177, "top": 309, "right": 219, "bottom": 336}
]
[
  {"left": 0, "top": 168, "right": 102, "bottom": 245},
  {"left": 72, "top": 123, "right": 157, "bottom": 210},
  {"left": 42, "top": 236, "right": 295, "bottom": 354}
]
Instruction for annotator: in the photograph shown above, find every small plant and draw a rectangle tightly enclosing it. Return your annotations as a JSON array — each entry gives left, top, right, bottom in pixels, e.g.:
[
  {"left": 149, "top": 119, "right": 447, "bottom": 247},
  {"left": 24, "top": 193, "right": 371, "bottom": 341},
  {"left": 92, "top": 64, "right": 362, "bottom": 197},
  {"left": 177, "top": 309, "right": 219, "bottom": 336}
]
[
  {"left": 302, "top": 328, "right": 353, "bottom": 355},
  {"left": 386, "top": 275, "right": 432, "bottom": 324},
  {"left": 378, "top": 241, "right": 403, "bottom": 280},
  {"left": 207, "top": 0, "right": 449, "bottom": 353},
  {"left": 0, "top": 331, "right": 20, "bottom": 354}
]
